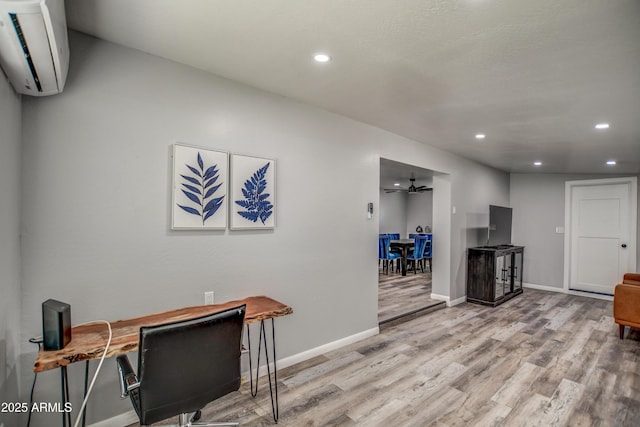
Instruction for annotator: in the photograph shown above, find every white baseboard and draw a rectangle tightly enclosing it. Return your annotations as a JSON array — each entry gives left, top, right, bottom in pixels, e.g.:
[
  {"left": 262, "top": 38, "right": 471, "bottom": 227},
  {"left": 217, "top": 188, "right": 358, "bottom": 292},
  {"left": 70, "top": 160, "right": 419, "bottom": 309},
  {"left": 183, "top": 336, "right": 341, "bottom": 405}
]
[
  {"left": 567, "top": 290, "right": 613, "bottom": 301},
  {"left": 89, "top": 410, "right": 138, "bottom": 427},
  {"left": 89, "top": 327, "right": 379, "bottom": 426},
  {"left": 277, "top": 327, "right": 379, "bottom": 370},
  {"left": 431, "top": 293, "right": 449, "bottom": 303},
  {"left": 523, "top": 282, "right": 566, "bottom": 293},
  {"left": 448, "top": 296, "right": 467, "bottom": 307},
  {"left": 523, "top": 282, "right": 613, "bottom": 301},
  {"left": 431, "top": 293, "right": 465, "bottom": 307}
]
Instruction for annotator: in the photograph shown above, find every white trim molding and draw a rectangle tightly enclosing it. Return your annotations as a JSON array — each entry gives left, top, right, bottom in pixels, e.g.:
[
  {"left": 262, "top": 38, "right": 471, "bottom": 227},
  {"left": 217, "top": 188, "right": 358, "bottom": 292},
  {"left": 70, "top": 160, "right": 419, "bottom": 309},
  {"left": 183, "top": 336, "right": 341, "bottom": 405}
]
[
  {"left": 277, "top": 327, "right": 379, "bottom": 370},
  {"left": 431, "top": 293, "right": 466, "bottom": 307},
  {"left": 567, "top": 290, "right": 613, "bottom": 301},
  {"left": 448, "top": 296, "right": 467, "bottom": 307},
  {"left": 523, "top": 282, "right": 613, "bottom": 301},
  {"left": 523, "top": 282, "right": 566, "bottom": 293},
  {"left": 246, "top": 327, "right": 380, "bottom": 383}
]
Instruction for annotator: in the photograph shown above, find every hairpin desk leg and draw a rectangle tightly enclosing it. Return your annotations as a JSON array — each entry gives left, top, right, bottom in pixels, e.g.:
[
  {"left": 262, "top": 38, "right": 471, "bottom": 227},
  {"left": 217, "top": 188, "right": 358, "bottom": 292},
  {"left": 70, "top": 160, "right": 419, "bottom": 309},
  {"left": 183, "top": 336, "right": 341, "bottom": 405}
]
[
  {"left": 247, "top": 324, "right": 261, "bottom": 398},
  {"left": 81, "top": 360, "right": 89, "bottom": 427},
  {"left": 246, "top": 319, "right": 280, "bottom": 423},
  {"left": 263, "top": 319, "right": 279, "bottom": 423},
  {"left": 60, "top": 366, "right": 71, "bottom": 427}
]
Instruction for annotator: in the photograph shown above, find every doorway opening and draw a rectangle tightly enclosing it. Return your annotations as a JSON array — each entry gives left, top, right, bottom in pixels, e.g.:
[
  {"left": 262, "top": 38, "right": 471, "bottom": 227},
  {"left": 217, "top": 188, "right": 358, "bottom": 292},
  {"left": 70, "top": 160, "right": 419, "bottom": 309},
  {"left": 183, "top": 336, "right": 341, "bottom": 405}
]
[{"left": 378, "top": 158, "right": 445, "bottom": 327}]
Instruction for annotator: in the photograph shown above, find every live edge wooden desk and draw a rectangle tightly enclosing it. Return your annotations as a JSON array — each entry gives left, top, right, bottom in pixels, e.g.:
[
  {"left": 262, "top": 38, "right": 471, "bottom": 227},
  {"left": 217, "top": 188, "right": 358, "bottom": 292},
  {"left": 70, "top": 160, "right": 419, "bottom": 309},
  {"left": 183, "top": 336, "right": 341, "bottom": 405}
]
[{"left": 34, "top": 296, "right": 293, "bottom": 426}]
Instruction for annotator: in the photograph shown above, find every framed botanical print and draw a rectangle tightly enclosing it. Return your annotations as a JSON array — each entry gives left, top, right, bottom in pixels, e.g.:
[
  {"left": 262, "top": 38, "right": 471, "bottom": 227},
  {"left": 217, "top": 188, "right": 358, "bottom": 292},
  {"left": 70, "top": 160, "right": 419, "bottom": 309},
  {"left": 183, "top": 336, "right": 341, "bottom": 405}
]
[
  {"left": 172, "top": 144, "right": 228, "bottom": 230},
  {"left": 230, "top": 154, "right": 276, "bottom": 229}
]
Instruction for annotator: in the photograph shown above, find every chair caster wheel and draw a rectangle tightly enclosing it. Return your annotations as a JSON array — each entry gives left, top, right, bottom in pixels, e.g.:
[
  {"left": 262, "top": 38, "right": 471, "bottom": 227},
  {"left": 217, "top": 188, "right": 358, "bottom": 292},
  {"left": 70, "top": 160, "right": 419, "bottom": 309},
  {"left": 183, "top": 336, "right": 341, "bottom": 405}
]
[{"left": 191, "top": 410, "right": 202, "bottom": 422}]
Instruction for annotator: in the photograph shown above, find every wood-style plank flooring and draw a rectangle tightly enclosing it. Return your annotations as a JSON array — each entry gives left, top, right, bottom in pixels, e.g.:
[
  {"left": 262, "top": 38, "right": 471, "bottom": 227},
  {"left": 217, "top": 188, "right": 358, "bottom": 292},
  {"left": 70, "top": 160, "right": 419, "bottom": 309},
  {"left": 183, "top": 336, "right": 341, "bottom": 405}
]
[
  {"left": 130, "top": 289, "right": 640, "bottom": 426},
  {"left": 378, "top": 261, "right": 444, "bottom": 325}
]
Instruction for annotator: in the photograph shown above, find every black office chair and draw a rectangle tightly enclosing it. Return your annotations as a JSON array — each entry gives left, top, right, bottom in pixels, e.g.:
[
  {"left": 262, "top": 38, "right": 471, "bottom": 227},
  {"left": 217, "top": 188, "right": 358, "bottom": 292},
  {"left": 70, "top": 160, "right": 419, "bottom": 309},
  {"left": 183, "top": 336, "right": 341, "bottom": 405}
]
[{"left": 117, "top": 305, "right": 246, "bottom": 426}]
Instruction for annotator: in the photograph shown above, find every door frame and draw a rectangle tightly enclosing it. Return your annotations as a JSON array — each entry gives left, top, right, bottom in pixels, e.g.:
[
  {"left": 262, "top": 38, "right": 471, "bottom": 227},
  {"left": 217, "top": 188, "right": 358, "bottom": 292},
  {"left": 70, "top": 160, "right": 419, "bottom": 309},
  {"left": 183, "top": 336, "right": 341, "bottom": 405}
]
[
  {"left": 563, "top": 176, "right": 638, "bottom": 296},
  {"left": 377, "top": 157, "right": 453, "bottom": 305}
]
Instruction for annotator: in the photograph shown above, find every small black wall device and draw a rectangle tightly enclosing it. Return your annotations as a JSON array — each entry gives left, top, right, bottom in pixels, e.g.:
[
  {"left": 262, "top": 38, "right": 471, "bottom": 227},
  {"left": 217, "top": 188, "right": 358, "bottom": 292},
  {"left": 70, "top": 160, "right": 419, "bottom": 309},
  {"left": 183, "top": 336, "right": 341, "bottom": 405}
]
[{"left": 42, "top": 299, "right": 71, "bottom": 351}]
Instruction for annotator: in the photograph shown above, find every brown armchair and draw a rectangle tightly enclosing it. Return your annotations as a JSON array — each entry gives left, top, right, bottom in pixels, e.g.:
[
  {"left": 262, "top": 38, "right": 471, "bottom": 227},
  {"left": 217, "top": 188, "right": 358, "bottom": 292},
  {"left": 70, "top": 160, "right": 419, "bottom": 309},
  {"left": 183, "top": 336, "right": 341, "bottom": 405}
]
[{"left": 613, "top": 273, "right": 640, "bottom": 339}]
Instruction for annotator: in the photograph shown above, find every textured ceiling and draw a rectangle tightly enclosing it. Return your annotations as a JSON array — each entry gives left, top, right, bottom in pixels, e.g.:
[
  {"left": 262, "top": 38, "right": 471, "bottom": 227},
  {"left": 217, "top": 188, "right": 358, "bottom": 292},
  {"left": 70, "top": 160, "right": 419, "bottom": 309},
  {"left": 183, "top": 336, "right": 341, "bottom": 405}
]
[
  {"left": 380, "top": 158, "right": 435, "bottom": 191},
  {"left": 65, "top": 0, "right": 640, "bottom": 174}
]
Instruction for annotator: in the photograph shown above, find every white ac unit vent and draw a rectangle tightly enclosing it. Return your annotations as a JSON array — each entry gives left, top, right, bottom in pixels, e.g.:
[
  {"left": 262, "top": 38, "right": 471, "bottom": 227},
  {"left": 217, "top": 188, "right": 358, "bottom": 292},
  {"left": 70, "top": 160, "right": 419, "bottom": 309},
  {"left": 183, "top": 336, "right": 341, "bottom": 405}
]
[{"left": 0, "top": 0, "right": 69, "bottom": 96}]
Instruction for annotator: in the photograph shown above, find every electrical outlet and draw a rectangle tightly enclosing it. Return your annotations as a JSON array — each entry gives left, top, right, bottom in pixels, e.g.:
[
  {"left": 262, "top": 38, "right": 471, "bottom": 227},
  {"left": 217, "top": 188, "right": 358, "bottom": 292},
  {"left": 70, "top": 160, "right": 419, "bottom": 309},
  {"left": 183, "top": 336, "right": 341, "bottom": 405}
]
[{"left": 204, "top": 291, "right": 214, "bottom": 305}]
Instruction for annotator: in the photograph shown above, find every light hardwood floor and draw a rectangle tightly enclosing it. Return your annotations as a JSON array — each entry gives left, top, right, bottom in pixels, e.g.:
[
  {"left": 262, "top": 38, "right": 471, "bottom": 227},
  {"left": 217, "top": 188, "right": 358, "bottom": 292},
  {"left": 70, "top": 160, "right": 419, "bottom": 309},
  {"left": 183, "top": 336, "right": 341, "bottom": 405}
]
[
  {"left": 378, "top": 262, "right": 444, "bottom": 325},
  {"left": 131, "top": 289, "right": 639, "bottom": 426}
]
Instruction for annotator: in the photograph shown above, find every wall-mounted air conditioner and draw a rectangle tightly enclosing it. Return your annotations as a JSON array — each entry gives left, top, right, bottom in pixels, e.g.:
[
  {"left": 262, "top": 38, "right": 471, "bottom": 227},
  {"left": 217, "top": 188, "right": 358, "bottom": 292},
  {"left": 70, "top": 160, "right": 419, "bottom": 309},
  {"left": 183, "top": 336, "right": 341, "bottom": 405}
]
[{"left": 0, "top": 0, "right": 69, "bottom": 96}]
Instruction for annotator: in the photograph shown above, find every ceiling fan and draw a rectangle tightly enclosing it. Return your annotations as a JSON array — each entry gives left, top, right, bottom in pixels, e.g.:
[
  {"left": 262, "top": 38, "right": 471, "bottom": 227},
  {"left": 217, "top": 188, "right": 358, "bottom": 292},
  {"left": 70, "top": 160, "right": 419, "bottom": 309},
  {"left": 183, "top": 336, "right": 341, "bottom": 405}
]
[{"left": 384, "top": 178, "right": 432, "bottom": 194}]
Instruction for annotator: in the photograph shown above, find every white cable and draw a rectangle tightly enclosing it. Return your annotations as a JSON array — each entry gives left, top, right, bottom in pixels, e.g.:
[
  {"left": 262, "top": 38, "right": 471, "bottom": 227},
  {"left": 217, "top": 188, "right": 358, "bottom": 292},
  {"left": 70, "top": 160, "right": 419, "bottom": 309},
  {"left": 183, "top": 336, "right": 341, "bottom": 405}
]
[{"left": 71, "top": 320, "right": 113, "bottom": 427}]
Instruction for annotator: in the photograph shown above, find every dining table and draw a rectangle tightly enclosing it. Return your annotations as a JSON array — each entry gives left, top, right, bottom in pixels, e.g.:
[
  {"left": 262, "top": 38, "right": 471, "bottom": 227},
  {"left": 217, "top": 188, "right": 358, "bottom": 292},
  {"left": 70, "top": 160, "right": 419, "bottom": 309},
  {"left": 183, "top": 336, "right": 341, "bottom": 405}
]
[{"left": 390, "top": 238, "right": 414, "bottom": 276}]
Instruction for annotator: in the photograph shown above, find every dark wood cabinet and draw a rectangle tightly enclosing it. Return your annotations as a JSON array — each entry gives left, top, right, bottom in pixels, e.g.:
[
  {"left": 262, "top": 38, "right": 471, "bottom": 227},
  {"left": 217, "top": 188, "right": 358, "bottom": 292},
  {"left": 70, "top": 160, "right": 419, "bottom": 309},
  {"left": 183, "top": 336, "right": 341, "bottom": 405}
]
[{"left": 467, "top": 246, "right": 524, "bottom": 306}]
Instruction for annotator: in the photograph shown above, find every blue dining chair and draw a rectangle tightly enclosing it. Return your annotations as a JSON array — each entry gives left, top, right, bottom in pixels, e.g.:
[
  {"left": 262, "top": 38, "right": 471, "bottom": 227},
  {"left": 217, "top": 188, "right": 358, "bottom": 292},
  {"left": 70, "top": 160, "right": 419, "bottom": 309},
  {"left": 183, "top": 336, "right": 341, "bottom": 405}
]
[
  {"left": 407, "top": 235, "right": 429, "bottom": 274},
  {"left": 423, "top": 234, "right": 433, "bottom": 272},
  {"left": 378, "top": 234, "right": 388, "bottom": 268},
  {"left": 378, "top": 235, "right": 400, "bottom": 274},
  {"left": 388, "top": 233, "right": 401, "bottom": 256},
  {"left": 409, "top": 233, "right": 427, "bottom": 239}
]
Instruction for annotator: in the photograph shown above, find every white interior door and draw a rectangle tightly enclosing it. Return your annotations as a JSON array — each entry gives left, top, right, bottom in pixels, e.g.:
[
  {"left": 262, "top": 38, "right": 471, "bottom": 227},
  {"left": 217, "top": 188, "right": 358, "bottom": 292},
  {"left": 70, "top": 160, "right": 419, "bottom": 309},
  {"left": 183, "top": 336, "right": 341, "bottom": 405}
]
[{"left": 567, "top": 178, "right": 637, "bottom": 295}]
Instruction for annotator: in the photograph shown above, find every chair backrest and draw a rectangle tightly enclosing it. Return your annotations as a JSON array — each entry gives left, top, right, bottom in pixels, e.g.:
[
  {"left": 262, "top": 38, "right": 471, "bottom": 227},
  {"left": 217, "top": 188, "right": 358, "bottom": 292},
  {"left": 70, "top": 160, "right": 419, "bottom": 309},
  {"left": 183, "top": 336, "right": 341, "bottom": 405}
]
[
  {"left": 378, "top": 235, "right": 391, "bottom": 259},
  {"left": 410, "top": 233, "right": 429, "bottom": 239},
  {"left": 388, "top": 233, "right": 400, "bottom": 240},
  {"left": 136, "top": 305, "right": 246, "bottom": 425},
  {"left": 413, "top": 235, "right": 429, "bottom": 258},
  {"left": 423, "top": 234, "right": 433, "bottom": 257}
]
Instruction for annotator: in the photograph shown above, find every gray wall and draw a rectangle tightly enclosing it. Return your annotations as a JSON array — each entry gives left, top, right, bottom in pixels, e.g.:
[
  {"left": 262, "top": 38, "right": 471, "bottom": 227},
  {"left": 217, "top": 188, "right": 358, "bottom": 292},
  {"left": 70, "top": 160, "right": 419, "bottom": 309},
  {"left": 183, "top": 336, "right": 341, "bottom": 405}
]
[
  {"left": 0, "top": 73, "right": 22, "bottom": 426},
  {"left": 16, "top": 31, "right": 510, "bottom": 425},
  {"left": 450, "top": 167, "right": 511, "bottom": 299},
  {"left": 407, "top": 191, "right": 433, "bottom": 236},
  {"left": 379, "top": 190, "right": 407, "bottom": 235},
  {"left": 379, "top": 190, "right": 432, "bottom": 238},
  {"left": 510, "top": 173, "right": 640, "bottom": 288}
]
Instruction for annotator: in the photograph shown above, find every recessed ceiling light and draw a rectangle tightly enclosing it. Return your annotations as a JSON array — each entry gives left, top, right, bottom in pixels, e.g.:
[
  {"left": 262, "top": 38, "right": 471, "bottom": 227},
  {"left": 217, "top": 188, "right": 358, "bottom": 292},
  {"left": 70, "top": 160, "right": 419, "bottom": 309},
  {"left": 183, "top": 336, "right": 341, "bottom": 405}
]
[
  {"left": 313, "top": 53, "right": 331, "bottom": 63},
  {"left": 595, "top": 123, "right": 610, "bottom": 129},
  {"left": 394, "top": 183, "right": 400, "bottom": 186},
  {"left": 606, "top": 160, "right": 616, "bottom": 165},
  {"left": 533, "top": 161, "right": 542, "bottom": 166},
  {"left": 475, "top": 134, "right": 485, "bottom": 140}
]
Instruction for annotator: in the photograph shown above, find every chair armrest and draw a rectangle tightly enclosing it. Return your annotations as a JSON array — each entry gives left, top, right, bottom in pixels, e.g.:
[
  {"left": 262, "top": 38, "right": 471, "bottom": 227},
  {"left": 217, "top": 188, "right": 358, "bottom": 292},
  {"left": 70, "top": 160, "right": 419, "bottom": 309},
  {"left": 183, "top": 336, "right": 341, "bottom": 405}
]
[
  {"left": 622, "top": 273, "right": 640, "bottom": 286},
  {"left": 116, "top": 355, "right": 139, "bottom": 398},
  {"left": 614, "top": 284, "right": 640, "bottom": 322}
]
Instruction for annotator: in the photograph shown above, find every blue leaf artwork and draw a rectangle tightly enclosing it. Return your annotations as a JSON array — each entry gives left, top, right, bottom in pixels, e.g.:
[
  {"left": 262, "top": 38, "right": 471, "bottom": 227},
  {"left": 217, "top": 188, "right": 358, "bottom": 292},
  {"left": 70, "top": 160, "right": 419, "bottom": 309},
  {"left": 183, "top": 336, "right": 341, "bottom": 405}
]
[
  {"left": 177, "top": 152, "right": 224, "bottom": 225},
  {"left": 235, "top": 162, "right": 273, "bottom": 225}
]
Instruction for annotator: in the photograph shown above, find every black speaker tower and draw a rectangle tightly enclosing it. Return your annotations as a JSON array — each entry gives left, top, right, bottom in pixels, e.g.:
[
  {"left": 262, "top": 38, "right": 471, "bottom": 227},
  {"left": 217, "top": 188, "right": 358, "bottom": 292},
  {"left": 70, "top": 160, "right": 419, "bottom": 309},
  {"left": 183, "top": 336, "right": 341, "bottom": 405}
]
[{"left": 42, "top": 299, "right": 71, "bottom": 351}]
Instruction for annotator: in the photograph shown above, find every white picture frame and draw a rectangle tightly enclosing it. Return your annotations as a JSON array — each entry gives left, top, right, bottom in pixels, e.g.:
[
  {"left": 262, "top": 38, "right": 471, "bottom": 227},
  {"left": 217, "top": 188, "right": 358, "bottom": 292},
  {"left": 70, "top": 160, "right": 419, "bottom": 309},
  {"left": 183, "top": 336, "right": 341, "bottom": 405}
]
[
  {"left": 172, "top": 144, "right": 228, "bottom": 230},
  {"left": 230, "top": 154, "right": 276, "bottom": 230}
]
